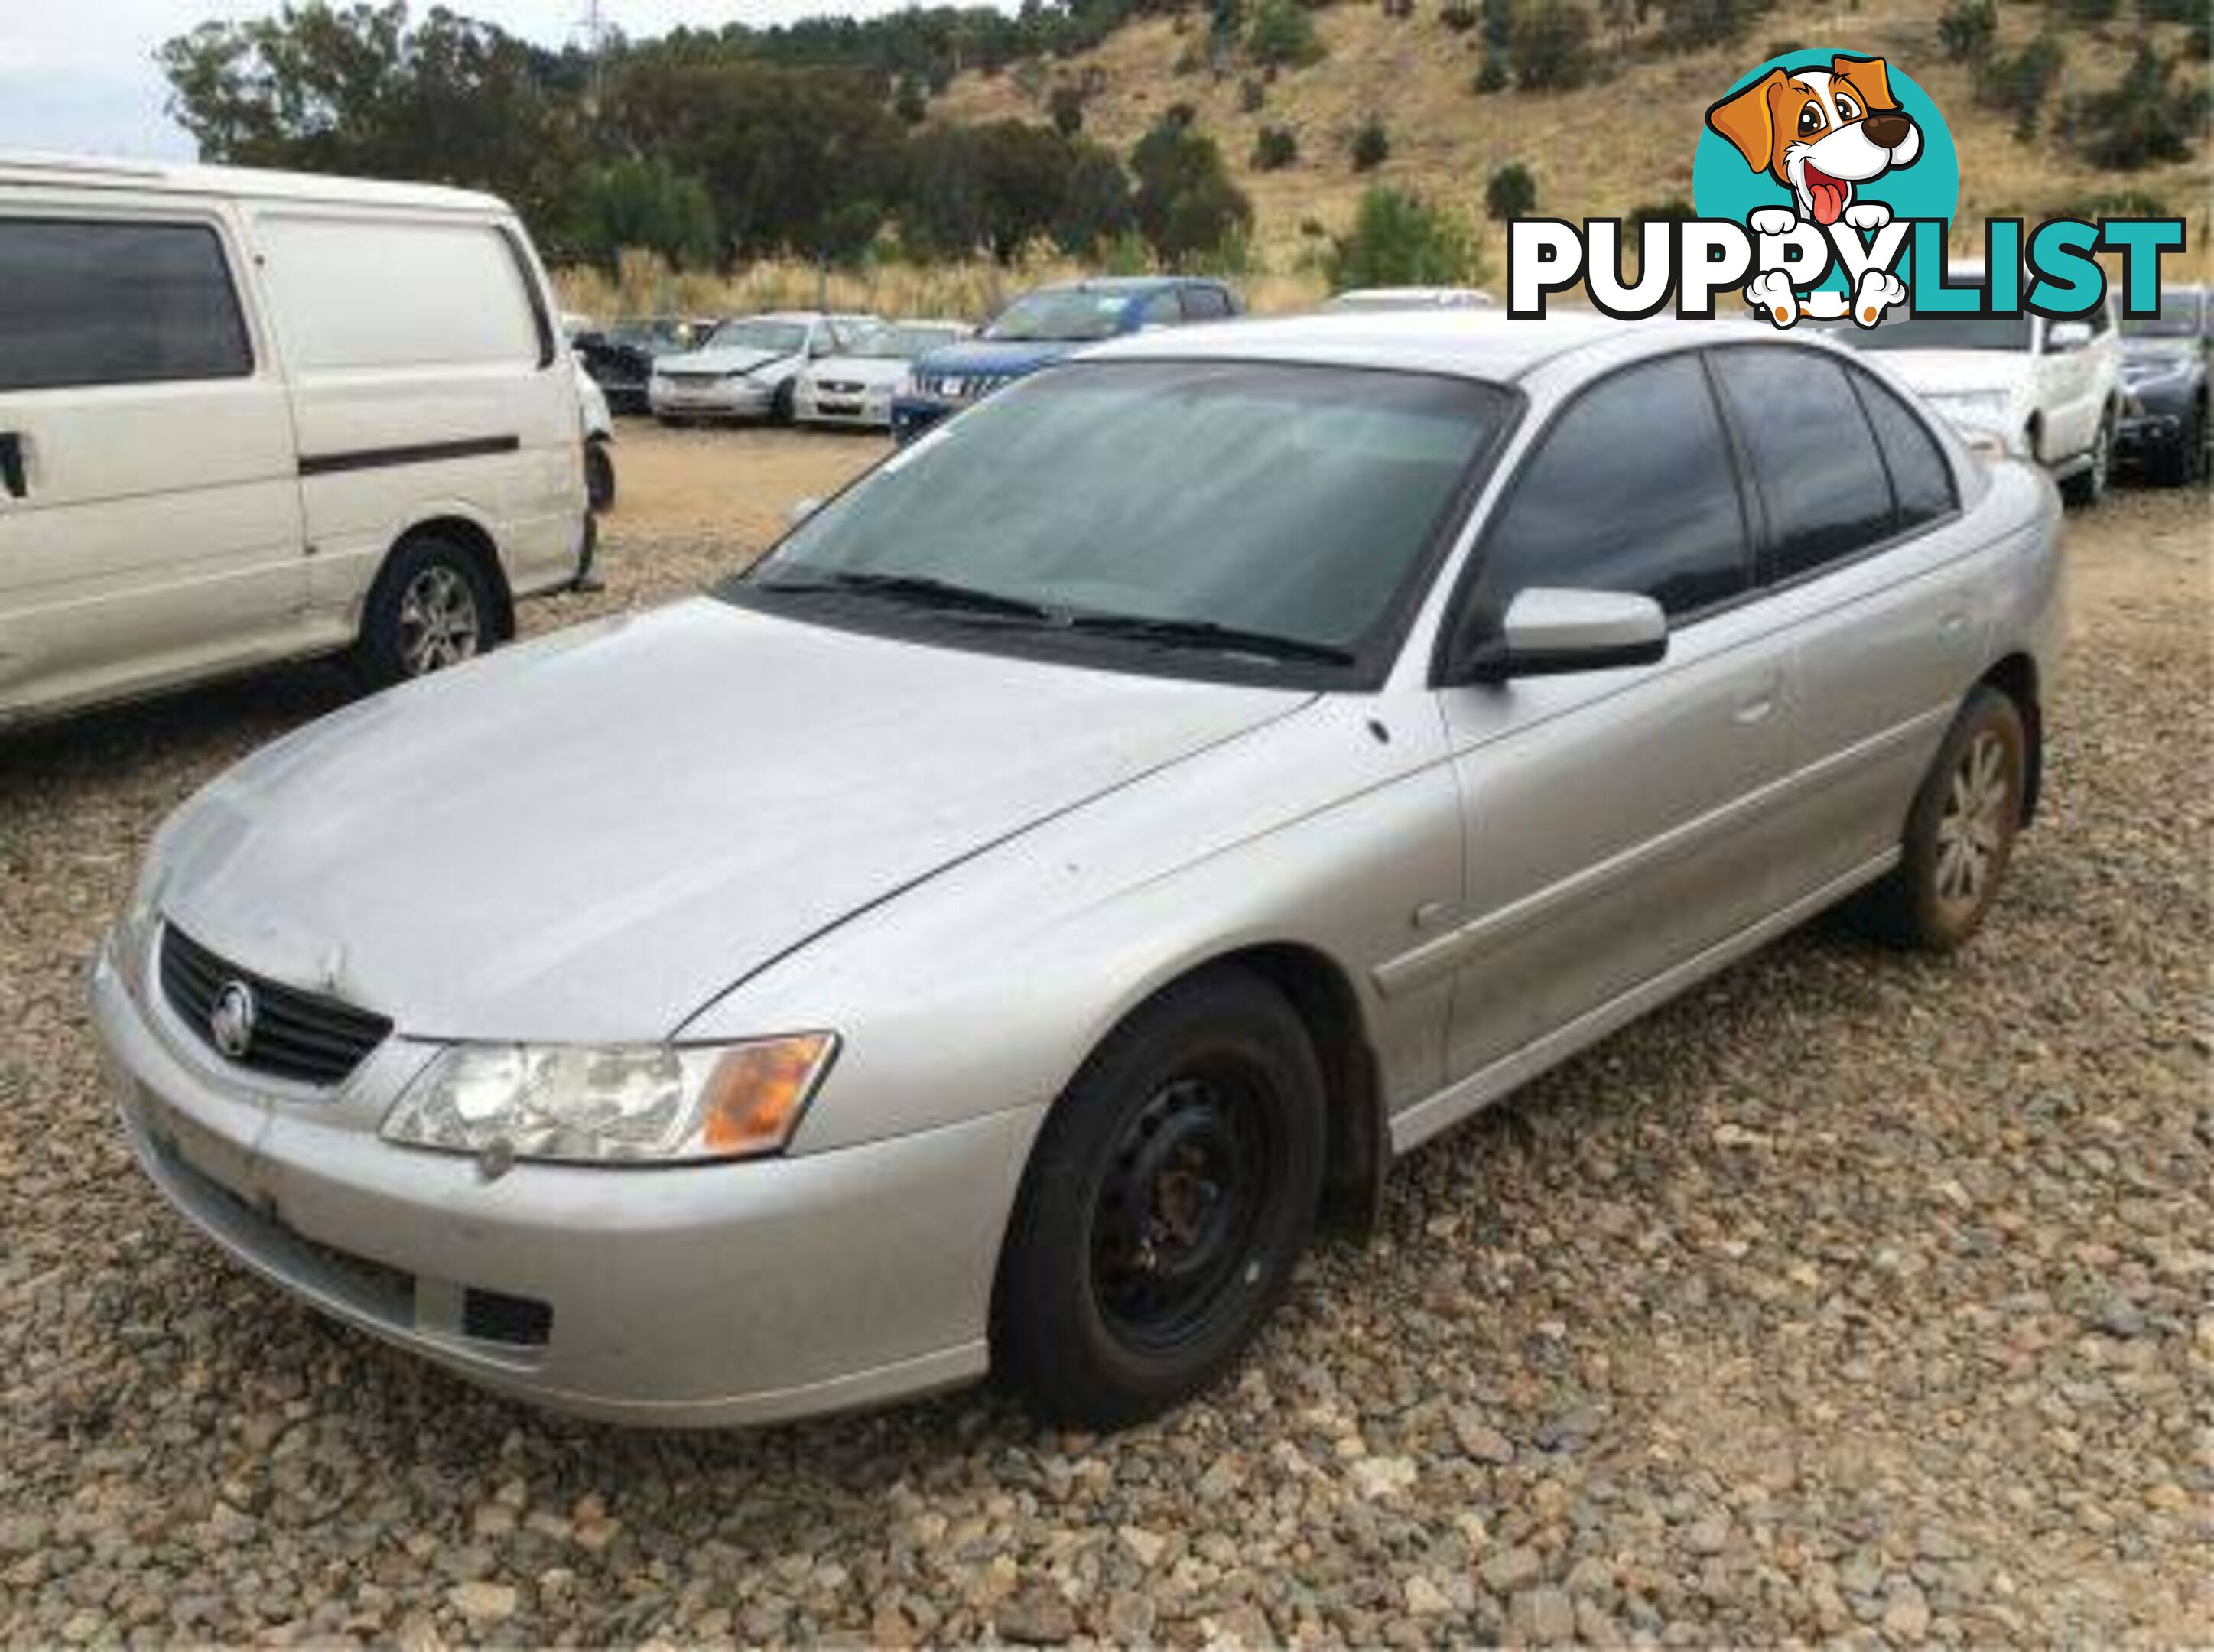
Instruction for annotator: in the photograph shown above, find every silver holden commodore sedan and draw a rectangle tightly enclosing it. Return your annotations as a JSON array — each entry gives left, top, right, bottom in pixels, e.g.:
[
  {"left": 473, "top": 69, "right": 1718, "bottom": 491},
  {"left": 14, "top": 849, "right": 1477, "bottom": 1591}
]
[{"left": 93, "top": 313, "right": 2063, "bottom": 1431}]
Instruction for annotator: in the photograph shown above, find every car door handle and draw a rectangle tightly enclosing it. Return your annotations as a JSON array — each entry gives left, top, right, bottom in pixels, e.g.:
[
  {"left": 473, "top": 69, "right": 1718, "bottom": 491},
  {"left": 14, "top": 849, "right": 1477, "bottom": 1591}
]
[
  {"left": 1732, "top": 690, "right": 1777, "bottom": 725},
  {"left": 1938, "top": 610, "right": 1969, "bottom": 638},
  {"left": 0, "top": 433, "right": 25, "bottom": 500}
]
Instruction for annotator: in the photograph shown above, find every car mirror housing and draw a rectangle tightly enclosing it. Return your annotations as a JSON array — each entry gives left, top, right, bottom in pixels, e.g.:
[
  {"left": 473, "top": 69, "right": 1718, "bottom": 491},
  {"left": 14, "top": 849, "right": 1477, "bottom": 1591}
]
[{"left": 1452, "top": 587, "right": 1669, "bottom": 683}]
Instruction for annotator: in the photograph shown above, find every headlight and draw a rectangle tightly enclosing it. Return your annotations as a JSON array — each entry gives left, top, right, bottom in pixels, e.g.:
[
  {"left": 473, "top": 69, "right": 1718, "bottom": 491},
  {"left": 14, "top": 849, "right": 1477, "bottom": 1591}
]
[
  {"left": 380, "top": 1034, "right": 837, "bottom": 1166},
  {"left": 1933, "top": 390, "right": 2011, "bottom": 425}
]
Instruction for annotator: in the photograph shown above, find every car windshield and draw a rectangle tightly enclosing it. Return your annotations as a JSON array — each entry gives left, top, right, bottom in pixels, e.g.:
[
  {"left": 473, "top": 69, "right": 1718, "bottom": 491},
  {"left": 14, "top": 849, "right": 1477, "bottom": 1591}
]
[
  {"left": 2121, "top": 292, "right": 2204, "bottom": 338},
  {"left": 710, "top": 318, "right": 808, "bottom": 354},
  {"left": 983, "top": 289, "right": 1131, "bottom": 343},
  {"left": 730, "top": 361, "right": 1510, "bottom": 676},
  {"left": 852, "top": 324, "right": 965, "bottom": 360},
  {"left": 1839, "top": 314, "right": 2036, "bottom": 352}
]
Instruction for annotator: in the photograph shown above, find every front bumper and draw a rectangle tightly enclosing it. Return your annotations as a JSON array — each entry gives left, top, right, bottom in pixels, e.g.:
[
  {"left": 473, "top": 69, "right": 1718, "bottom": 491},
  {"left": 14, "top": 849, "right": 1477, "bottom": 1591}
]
[
  {"left": 649, "top": 377, "right": 775, "bottom": 420},
  {"left": 796, "top": 388, "right": 892, "bottom": 429},
  {"left": 92, "top": 938, "right": 1040, "bottom": 1426}
]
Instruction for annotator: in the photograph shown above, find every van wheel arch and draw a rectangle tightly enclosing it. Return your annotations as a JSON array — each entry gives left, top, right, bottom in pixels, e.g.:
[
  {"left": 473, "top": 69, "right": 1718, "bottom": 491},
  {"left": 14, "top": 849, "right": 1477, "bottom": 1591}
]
[{"left": 379, "top": 518, "right": 515, "bottom": 643}]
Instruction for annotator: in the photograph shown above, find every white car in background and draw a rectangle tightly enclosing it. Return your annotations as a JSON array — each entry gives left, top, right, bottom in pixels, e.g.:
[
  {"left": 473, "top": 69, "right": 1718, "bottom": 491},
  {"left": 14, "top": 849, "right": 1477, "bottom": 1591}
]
[
  {"left": 649, "top": 311, "right": 876, "bottom": 426},
  {"left": 1840, "top": 276, "right": 2123, "bottom": 506},
  {"left": 1326, "top": 287, "right": 1494, "bottom": 312},
  {"left": 795, "top": 319, "right": 974, "bottom": 431}
]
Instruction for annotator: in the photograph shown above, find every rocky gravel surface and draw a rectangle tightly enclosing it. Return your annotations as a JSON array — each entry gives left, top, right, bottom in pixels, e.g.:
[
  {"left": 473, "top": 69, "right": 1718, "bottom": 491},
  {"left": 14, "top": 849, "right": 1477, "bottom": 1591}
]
[{"left": 2, "top": 442, "right": 2206, "bottom": 1646}]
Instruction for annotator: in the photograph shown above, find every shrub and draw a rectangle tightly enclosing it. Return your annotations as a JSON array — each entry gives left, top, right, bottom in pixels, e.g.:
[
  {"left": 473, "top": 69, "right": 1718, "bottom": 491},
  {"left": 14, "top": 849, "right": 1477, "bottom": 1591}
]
[
  {"left": 1481, "top": 0, "right": 1514, "bottom": 50},
  {"left": 2063, "top": 44, "right": 2208, "bottom": 168},
  {"left": 1473, "top": 54, "right": 1510, "bottom": 92},
  {"left": 1251, "top": 124, "right": 1300, "bottom": 168},
  {"left": 2064, "top": 0, "right": 2118, "bottom": 21},
  {"left": 1240, "top": 75, "right": 1267, "bottom": 112},
  {"left": 1975, "top": 33, "right": 2066, "bottom": 140},
  {"left": 1936, "top": 0, "right": 1995, "bottom": 62},
  {"left": 1351, "top": 115, "right": 1391, "bottom": 170},
  {"left": 1654, "top": 0, "right": 1770, "bottom": 52},
  {"left": 1325, "top": 186, "right": 1478, "bottom": 288},
  {"left": 1048, "top": 83, "right": 1086, "bottom": 135},
  {"left": 892, "top": 73, "right": 929, "bottom": 125},
  {"left": 1130, "top": 115, "right": 1254, "bottom": 266},
  {"left": 1627, "top": 197, "right": 1695, "bottom": 236},
  {"left": 1485, "top": 161, "right": 1538, "bottom": 220},
  {"left": 1247, "top": 0, "right": 1327, "bottom": 66},
  {"left": 1299, "top": 214, "right": 1329, "bottom": 236},
  {"left": 1512, "top": 0, "right": 1594, "bottom": 89},
  {"left": 1440, "top": 0, "right": 1481, "bottom": 28}
]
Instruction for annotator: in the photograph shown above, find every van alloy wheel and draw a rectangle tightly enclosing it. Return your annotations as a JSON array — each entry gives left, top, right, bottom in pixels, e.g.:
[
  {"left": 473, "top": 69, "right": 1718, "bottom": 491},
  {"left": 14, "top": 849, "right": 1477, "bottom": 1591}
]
[{"left": 397, "top": 565, "right": 482, "bottom": 676}]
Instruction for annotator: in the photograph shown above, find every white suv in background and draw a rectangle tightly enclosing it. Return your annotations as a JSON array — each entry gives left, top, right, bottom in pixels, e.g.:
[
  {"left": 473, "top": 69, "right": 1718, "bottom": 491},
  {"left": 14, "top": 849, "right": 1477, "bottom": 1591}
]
[
  {"left": 0, "top": 151, "right": 592, "bottom": 728},
  {"left": 1845, "top": 278, "right": 2123, "bottom": 506}
]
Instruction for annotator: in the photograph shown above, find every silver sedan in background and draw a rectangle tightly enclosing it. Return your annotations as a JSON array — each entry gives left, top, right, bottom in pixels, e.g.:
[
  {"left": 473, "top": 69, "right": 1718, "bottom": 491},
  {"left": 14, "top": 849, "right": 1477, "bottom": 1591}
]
[{"left": 94, "top": 313, "right": 2063, "bottom": 1429}]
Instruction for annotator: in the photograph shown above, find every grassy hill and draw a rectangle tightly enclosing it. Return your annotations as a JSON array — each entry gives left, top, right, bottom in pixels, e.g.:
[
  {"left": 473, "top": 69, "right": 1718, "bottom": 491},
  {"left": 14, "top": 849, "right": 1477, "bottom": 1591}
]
[{"left": 934, "top": 0, "right": 2212, "bottom": 287}]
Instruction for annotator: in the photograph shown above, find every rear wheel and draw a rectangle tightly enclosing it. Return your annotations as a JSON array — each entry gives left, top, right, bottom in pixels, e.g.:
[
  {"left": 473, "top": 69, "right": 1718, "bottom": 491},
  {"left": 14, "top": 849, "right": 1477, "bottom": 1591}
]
[
  {"left": 1855, "top": 686, "right": 2026, "bottom": 951},
  {"left": 353, "top": 535, "right": 496, "bottom": 690},
  {"left": 994, "top": 969, "right": 1325, "bottom": 1430}
]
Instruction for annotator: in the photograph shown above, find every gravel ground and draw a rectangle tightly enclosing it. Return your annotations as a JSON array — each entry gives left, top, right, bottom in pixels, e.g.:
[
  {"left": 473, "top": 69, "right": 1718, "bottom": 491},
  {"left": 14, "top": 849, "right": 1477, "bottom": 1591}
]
[{"left": 2, "top": 432, "right": 2206, "bottom": 1647}]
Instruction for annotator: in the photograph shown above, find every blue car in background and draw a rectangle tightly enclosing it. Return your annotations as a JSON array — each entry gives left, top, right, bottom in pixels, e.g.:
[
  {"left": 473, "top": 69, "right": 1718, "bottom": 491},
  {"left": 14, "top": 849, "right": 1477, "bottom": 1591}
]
[{"left": 890, "top": 275, "right": 1243, "bottom": 443}]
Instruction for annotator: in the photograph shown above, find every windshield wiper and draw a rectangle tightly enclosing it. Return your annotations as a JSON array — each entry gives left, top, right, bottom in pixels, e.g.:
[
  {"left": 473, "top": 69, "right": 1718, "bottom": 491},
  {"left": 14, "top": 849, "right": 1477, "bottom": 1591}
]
[
  {"left": 1064, "top": 613, "right": 1357, "bottom": 666},
  {"left": 754, "top": 570, "right": 1055, "bottom": 621}
]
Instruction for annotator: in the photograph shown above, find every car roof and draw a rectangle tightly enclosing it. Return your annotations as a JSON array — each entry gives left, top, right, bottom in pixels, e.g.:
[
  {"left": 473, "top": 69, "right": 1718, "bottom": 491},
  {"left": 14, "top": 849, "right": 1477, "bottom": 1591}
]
[
  {"left": 0, "top": 148, "right": 507, "bottom": 214},
  {"left": 1085, "top": 310, "right": 1800, "bottom": 383},
  {"left": 1039, "top": 275, "right": 1223, "bottom": 296}
]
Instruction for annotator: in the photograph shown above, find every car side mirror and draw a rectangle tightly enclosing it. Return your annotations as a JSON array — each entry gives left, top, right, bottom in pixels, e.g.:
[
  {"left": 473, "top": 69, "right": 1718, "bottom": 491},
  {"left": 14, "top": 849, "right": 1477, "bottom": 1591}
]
[
  {"left": 2047, "top": 320, "right": 2093, "bottom": 353},
  {"left": 1454, "top": 587, "right": 1669, "bottom": 683}
]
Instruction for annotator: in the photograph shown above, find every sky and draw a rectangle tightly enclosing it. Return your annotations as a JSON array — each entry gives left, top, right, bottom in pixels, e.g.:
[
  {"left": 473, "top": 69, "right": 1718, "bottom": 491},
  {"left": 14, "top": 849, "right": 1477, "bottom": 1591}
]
[{"left": 0, "top": 0, "right": 935, "bottom": 159}]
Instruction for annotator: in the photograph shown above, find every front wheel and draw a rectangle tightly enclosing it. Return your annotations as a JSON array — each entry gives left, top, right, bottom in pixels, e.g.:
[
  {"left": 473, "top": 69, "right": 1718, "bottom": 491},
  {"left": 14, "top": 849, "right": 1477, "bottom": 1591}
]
[
  {"left": 353, "top": 535, "right": 496, "bottom": 690},
  {"left": 768, "top": 380, "right": 797, "bottom": 427},
  {"left": 584, "top": 438, "right": 616, "bottom": 513},
  {"left": 1855, "top": 686, "right": 2026, "bottom": 951},
  {"left": 2061, "top": 408, "right": 2113, "bottom": 508},
  {"left": 993, "top": 969, "right": 1325, "bottom": 1430}
]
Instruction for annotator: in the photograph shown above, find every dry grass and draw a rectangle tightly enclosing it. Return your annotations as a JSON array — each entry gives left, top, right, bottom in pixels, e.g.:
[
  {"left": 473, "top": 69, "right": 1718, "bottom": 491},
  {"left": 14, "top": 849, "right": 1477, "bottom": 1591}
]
[{"left": 936, "top": 0, "right": 2212, "bottom": 281}]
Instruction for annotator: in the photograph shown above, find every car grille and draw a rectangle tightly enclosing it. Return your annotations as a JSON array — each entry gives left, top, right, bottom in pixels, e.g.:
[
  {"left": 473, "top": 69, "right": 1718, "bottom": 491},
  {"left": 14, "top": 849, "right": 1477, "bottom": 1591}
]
[
  {"left": 818, "top": 379, "right": 865, "bottom": 395},
  {"left": 918, "top": 373, "right": 1011, "bottom": 401},
  {"left": 158, "top": 925, "right": 392, "bottom": 1088}
]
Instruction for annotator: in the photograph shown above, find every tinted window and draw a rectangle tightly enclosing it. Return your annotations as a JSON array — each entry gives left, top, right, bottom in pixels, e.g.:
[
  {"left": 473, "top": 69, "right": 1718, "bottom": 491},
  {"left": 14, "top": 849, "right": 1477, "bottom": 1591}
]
[
  {"left": 1478, "top": 354, "right": 1748, "bottom": 620},
  {"left": 1850, "top": 369, "right": 1956, "bottom": 529},
  {"left": 1711, "top": 348, "right": 1894, "bottom": 581},
  {"left": 0, "top": 219, "right": 251, "bottom": 392},
  {"left": 1181, "top": 286, "right": 1233, "bottom": 321}
]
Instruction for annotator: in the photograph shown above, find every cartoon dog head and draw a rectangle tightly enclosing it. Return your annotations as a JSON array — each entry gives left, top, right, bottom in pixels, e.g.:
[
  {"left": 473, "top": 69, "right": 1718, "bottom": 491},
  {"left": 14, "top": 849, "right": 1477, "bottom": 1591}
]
[{"left": 1705, "top": 55, "right": 1923, "bottom": 226}]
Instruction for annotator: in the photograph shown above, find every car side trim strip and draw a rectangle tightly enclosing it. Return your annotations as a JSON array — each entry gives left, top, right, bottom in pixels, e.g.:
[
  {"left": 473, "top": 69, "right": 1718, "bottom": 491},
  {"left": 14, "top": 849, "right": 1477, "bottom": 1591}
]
[
  {"left": 1372, "top": 704, "right": 1949, "bottom": 1000},
  {"left": 298, "top": 436, "right": 521, "bottom": 476},
  {"left": 1387, "top": 847, "right": 1901, "bottom": 1157}
]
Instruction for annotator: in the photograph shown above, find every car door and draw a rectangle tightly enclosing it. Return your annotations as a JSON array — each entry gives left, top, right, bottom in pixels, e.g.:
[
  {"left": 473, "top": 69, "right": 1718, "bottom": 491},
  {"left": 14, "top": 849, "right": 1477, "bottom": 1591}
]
[
  {"left": 1429, "top": 350, "right": 1797, "bottom": 1084},
  {"left": 0, "top": 207, "right": 306, "bottom": 720},
  {"left": 1706, "top": 346, "right": 1991, "bottom": 896},
  {"left": 2031, "top": 313, "right": 2097, "bottom": 461}
]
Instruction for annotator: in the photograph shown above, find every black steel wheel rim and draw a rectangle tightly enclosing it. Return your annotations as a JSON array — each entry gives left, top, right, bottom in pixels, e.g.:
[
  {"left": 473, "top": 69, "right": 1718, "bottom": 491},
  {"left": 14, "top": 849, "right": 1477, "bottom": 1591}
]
[{"left": 1090, "top": 1062, "right": 1276, "bottom": 1351}]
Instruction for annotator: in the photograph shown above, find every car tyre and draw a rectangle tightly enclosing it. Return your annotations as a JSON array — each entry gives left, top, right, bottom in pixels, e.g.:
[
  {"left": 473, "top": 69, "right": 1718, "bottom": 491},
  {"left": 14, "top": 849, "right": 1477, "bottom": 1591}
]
[
  {"left": 769, "top": 379, "right": 797, "bottom": 426},
  {"left": 993, "top": 967, "right": 1326, "bottom": 1431},
  {"left": 353, "top": 534, "right": 497, "bottom": 691},
  {"left": 1855, "top": 685, "right": 2026, "bottom": 952},
  {"left": 2061, "top": 407, "right": 2113, "bottom": 508},
  {"left": 2148, "top": 408, "right": 2204, "bottom": 489},
  {"left": 584, "top": 438, "right": 616, "bottom": 513}
]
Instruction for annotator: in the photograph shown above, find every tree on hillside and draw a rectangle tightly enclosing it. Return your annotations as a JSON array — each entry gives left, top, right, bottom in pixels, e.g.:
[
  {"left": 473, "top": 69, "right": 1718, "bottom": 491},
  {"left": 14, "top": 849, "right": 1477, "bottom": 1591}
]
[
  {"left": 1485, "top": 161, "right": 1537, "bottom": 220},
  {"left": 1247, "top": 0, "right": 1325, "bottom": 67},
  {"left": 1130, "top": 116, "right": 1253, "bottom": 267},
  {"left": 1325, "top": 187, "right": 1478, "bottom": 290},
  {"left": 575, "top": 158, "right": 719, "bottom": 268}
]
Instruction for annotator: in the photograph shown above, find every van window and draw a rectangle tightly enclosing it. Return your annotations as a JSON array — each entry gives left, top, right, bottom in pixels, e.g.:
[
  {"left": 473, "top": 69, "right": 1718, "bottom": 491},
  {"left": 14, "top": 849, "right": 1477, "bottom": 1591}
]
[
  {"left": 0, "top": 218, "right": 252, "bottom": 392},
  {"left": 256, "top": 215, "right": 543, "bottom": 372}
]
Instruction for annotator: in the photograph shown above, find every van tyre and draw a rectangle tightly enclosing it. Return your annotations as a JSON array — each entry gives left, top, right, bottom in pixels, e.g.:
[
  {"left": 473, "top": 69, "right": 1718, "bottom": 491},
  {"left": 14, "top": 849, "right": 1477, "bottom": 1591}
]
[
  {"left": 994, "top": 968, "right": 1325, "bottom": 1431},
  {"left": 2061, "top": 408, "right": 2113, "bottom": 508},
  {"left": 1857, "top": 686, "right": 2025, "bottom": 952},
  {"left": 355, "top": 535, "right": 496, "bottom": 690},
  {"left": 584, "top": 438, "right": 616, "bottom": 513}
]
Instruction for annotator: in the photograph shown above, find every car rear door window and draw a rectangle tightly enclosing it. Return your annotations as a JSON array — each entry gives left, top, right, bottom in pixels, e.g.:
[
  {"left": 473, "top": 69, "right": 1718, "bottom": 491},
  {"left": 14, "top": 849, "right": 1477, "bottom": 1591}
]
[
  {"left": 0, "top": 218, "right": 252, "bottom": 392},
  {"left": 1849, "top": 369, "right": 1957, "bottom": 530},
  {"left": 1180, "top": 286, "right": 1233, "bottom": 322},
  {"left": 1710, "top": 346, "right": 1896, "bottom": 583},
  {"left": 1478, "top": 353, "right": 1750, "bottom": 620}
]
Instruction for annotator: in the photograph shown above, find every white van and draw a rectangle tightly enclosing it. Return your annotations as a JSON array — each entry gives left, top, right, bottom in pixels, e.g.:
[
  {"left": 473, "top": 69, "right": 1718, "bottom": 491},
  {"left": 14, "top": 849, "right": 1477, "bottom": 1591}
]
[{"left": 0, "top": 152, "right": 593, "bottom": 729}]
